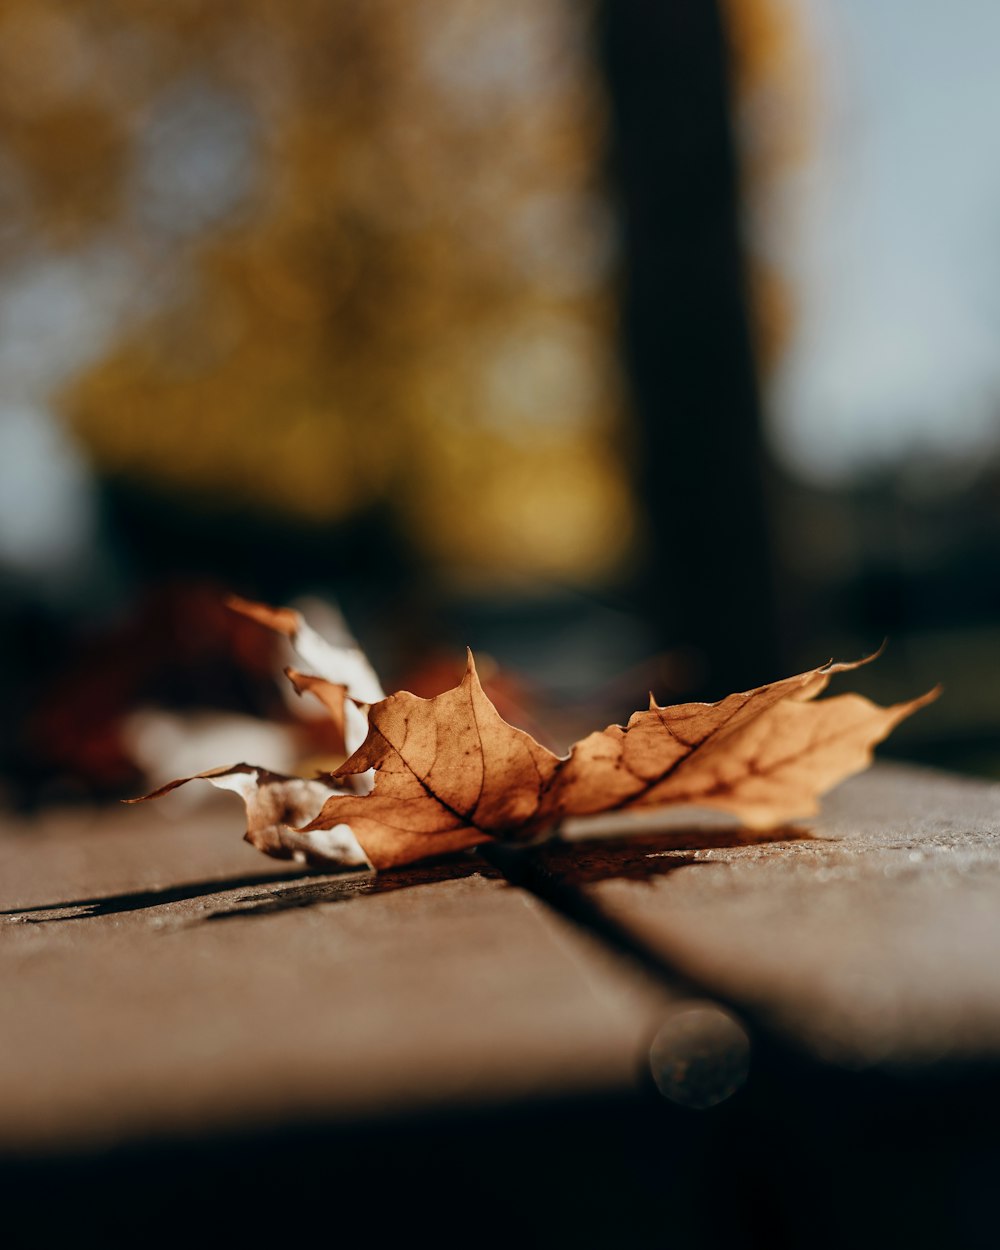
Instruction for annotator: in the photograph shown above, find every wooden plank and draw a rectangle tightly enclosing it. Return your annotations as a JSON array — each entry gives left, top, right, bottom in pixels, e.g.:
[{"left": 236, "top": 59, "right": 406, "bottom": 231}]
[
  {"left": 5, "top": 763, "right": 1000, "bottom": 1158},
  {"left": 0, "top": 795, "right": 670, "bottom": 1154},
  {"left": 560, "top": 763, "right": 1000, "bottom": 1065}
]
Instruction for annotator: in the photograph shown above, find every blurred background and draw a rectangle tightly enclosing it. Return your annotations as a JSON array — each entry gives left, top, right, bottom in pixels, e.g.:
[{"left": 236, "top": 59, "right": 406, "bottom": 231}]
[{"left": 2, "top": 0, "right": 998, "bottom": 803}]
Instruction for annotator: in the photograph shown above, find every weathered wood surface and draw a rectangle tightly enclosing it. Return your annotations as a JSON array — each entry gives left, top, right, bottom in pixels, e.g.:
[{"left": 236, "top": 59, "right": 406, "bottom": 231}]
[
  {"left": 2, "top": 763, "right": 999, "bottom": 1156},
  {"left": 549, "top": 764, "right": 1000, "bottom": 1065},
  {"left": 0, "top": 796, "right": 670, "bottom": 1154}
]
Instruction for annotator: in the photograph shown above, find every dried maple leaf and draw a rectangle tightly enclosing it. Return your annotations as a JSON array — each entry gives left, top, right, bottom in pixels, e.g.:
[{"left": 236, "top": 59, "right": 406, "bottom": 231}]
[
  {"left": 133, "top": 599, "right": 938, "bottom": 872},
  {"left": 304, "top": 651, "right": 562, "bottom": 869},
  {"left": 228, "top": 595, "right": 384, "bottom": 760},
  {"left": 539, "top": 656, "right": 933, "bottom": 830},
  {"left": 132, "top": 763, "right": 369, "bottom": 867}
]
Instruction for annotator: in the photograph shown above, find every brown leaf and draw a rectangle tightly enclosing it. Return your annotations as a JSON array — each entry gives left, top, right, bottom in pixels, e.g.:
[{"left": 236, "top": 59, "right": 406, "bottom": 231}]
[
  {"left": 303, "top": 651, "right": 936, "bottom": 868},
  {"left": 128, "top": 764, "right": 370, "bottom": 868},
  {"left": 228, "top": 596, "right": 383, "bottom": 759},
  {"left": 304, "top": 652, "right": 561, "bottom": 869},
  {"left": 544, "top": 662, "right": 938, "bottom": 829},
  {"left": 134, "top": 602, "right": 938, "bottom": 873},
  {"left": 285, "top": 667, "right": 348, "bottom": 734}
]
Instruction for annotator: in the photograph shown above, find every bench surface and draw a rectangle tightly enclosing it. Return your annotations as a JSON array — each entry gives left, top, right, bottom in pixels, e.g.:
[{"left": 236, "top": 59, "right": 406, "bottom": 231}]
[{"left": 3, "top": 762, "right": 999, "bottom": 1155}]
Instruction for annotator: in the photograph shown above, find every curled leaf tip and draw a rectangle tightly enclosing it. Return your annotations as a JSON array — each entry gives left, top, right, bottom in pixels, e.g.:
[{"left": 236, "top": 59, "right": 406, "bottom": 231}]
[
  {"left": 227, "top": 595, "right": 300, "bottom": 637},
  {"left": 821, "top": 639, "right": 888, "bottom": 676},
  {"left": 285, "top": 665, "right": 328, "bottom": 695}
]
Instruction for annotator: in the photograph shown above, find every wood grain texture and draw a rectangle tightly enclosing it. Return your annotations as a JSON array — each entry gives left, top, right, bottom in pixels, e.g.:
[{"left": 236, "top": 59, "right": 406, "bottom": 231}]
[
  {"left": 0, "top": 796, "right": 668, "bottom": 1154},
  {"left": 574, "top": 764, "right": 1000, "bottom": 1064},
  {"left": 3, "top": 763, "right": 1000, "bottom": 1156}
]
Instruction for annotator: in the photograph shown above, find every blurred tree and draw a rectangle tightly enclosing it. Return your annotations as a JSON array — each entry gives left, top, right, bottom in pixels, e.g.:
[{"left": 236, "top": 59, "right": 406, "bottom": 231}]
[
  {"left": 0, "top": 0, "right": 637, "bottom": 593},
  {"left": 600, "top": 0, "right": 775, "bottom": 695}
]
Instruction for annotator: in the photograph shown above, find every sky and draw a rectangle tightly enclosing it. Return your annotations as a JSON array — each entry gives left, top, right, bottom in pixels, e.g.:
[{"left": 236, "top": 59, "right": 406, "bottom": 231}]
[{"left": 767, "top": 0, "right": 1000, "bottom": 483}]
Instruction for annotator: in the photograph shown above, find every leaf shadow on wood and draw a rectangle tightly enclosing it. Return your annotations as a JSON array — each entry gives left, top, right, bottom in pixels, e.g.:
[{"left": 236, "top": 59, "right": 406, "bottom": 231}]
[
  {"left": 2, "top": 824, "right": 815, "bottom": 927},
  {"left": 200, "top": 823, "right": 814, "bottom": 923},
  {"left": 535, "top": 823, "right": 815, "bottom": 886},
  {"left": 2, "top": 869, "right": 322, "bottom": 924},
  {"left": 201, "top": 856, "right": 496, "bottom": 922}
]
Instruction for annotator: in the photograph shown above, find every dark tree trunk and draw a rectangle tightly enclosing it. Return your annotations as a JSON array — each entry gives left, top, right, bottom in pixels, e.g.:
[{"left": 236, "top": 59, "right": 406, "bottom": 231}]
[{"left": 600, "top": 0, "right": 779, "bottom": 697}]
